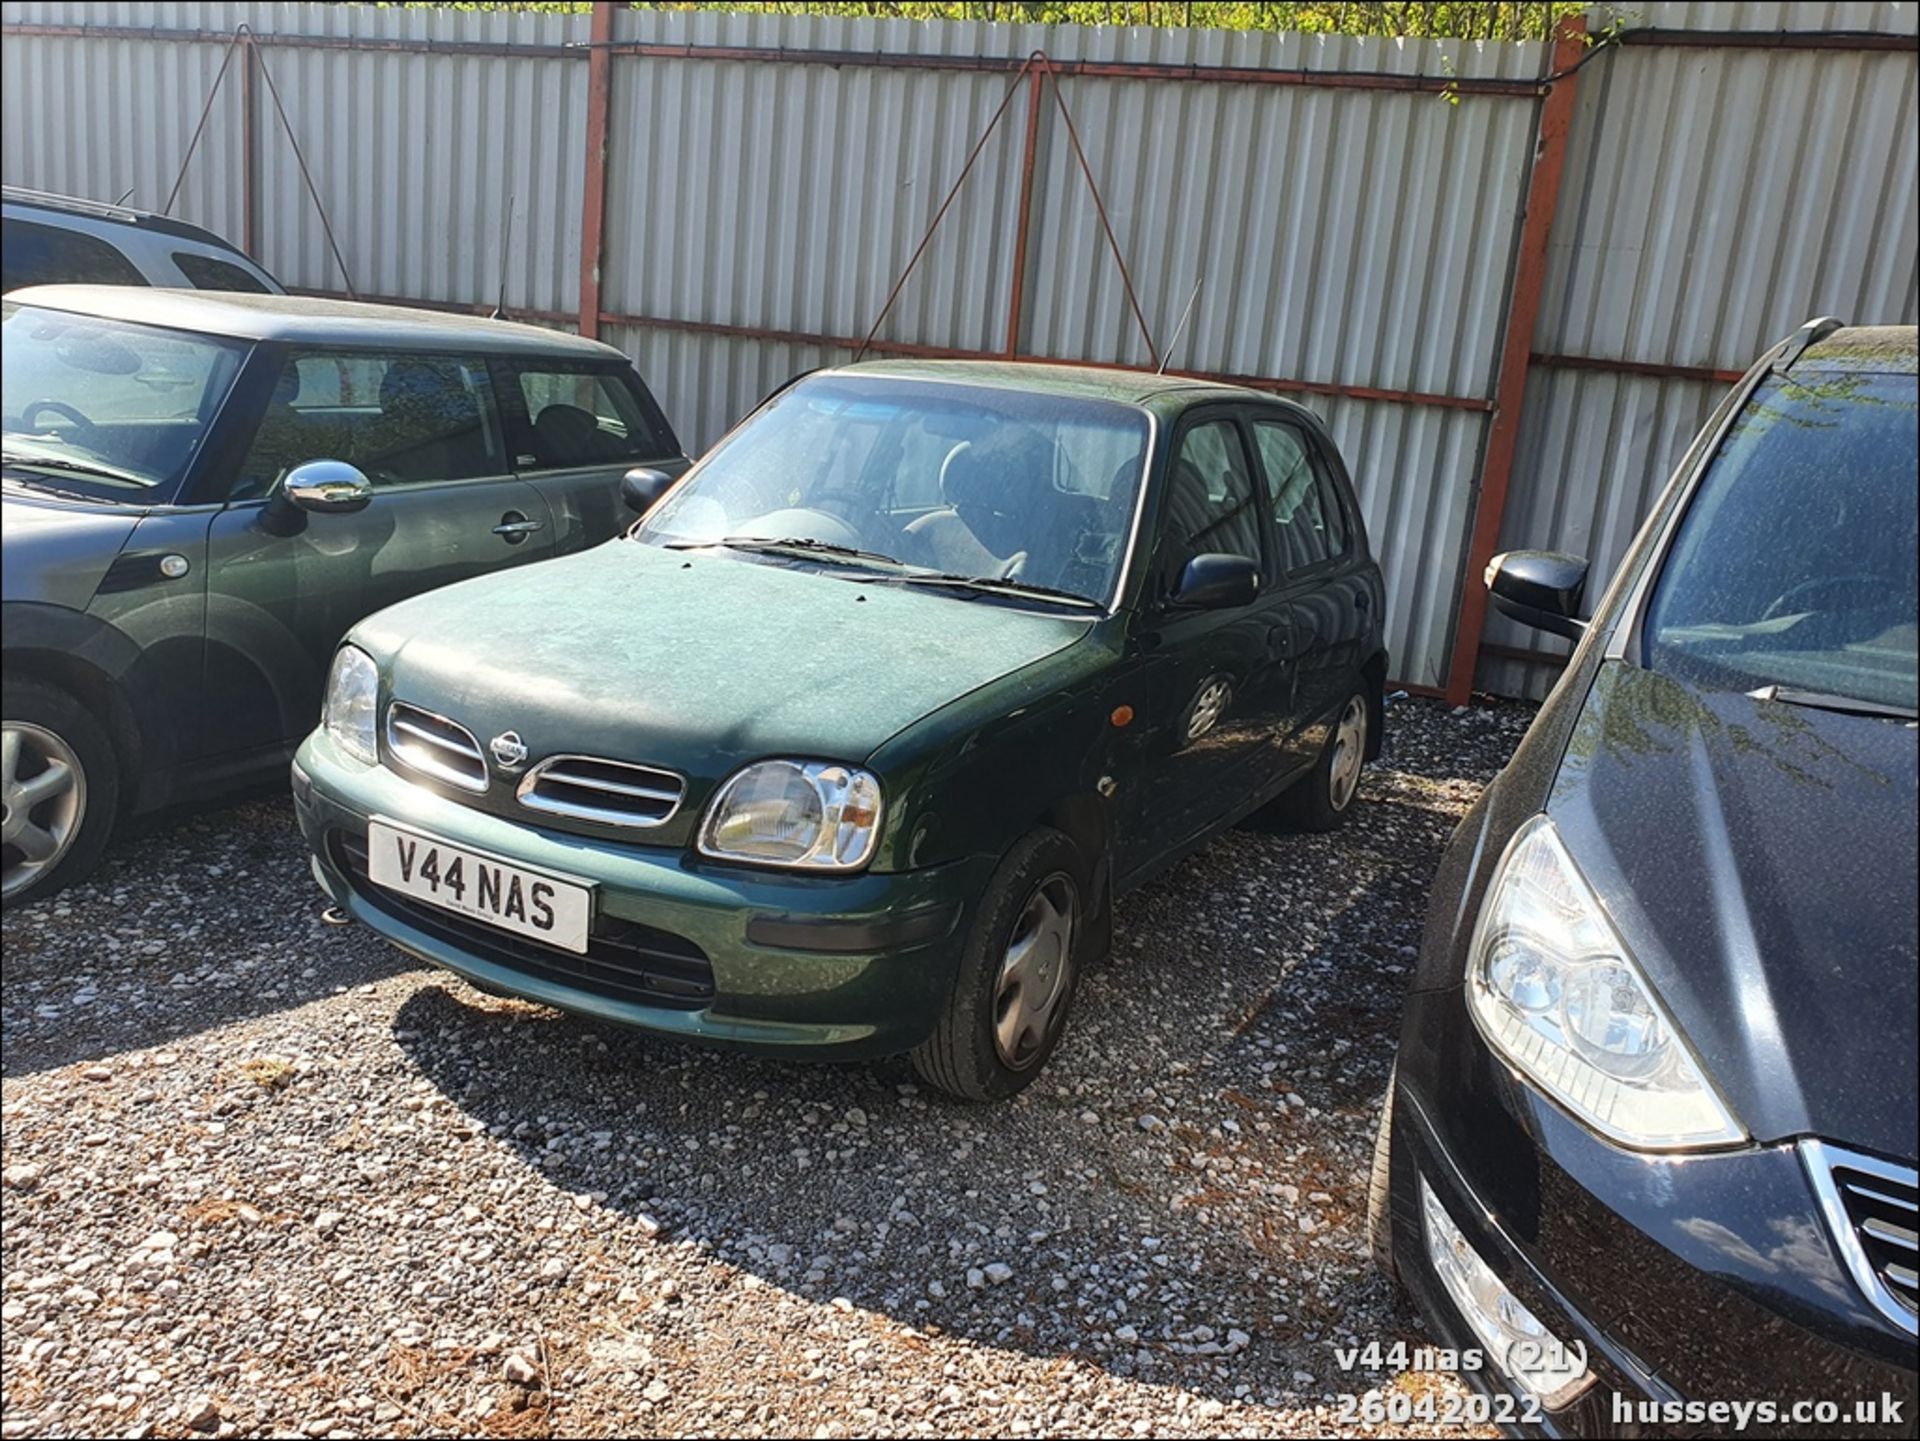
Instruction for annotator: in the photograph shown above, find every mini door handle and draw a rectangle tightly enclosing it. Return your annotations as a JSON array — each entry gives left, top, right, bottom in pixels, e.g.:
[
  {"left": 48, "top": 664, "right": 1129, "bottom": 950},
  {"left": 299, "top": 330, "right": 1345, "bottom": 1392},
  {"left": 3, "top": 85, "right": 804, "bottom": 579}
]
[{"left": 493, "top": 517, "right": 544, "bottom": 538}]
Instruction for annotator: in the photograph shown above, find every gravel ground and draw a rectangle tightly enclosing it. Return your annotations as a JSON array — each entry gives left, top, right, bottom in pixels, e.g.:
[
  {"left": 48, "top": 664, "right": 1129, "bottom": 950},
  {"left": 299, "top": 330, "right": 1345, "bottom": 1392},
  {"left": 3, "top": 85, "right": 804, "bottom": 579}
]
[{"left": 2, "top": 695, "right": 1533, "bottom": 1440}]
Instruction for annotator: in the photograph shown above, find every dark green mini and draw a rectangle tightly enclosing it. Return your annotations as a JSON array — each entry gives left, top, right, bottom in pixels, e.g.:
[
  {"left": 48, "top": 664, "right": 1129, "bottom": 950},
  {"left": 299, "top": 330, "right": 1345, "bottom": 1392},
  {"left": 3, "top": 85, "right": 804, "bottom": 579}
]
[{"left": 295, "top": 361, "right": 1388, "bottom": 1099}]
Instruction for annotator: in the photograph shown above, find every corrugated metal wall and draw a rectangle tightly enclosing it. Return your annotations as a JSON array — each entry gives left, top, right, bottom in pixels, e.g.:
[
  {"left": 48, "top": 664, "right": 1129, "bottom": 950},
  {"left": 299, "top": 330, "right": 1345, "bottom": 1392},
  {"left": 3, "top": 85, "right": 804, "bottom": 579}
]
[
  {"left": 4, "top": 2, "right": 1915, "bottom": 695},
  {"left": 1483, "top": 0, "right": 1920, "bottom": 696}
]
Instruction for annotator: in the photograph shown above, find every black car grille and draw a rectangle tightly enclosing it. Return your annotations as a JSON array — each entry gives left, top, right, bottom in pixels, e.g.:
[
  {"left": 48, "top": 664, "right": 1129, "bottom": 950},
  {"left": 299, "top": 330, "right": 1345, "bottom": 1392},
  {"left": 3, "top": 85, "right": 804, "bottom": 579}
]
[
  {"left": 330, "top": 830, "right": 715, "bottom": 1010},
  {"left": 1807, "top": 1141, "right": 1918, "bottom": 1329}
]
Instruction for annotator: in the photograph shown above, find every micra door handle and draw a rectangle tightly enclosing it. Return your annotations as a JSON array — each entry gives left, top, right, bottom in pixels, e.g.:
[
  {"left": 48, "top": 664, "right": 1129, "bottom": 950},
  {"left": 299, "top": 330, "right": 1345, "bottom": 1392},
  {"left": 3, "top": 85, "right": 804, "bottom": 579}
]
[{"left": 1267, "top": 623, "right": 1295, "bottom": 655}]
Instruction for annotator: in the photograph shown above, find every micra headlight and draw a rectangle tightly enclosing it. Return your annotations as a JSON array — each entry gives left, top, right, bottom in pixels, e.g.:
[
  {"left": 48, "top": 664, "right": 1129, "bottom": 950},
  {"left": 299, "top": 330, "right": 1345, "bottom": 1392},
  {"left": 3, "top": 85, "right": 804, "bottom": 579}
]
[
  {"left": 698, "top": 760, "right": 882, "bottom": 872},
  {"left": 322, "top": 644, "right": 379, "bottom": 767},
  {"left": 1466, "top": 814, "right": 1744, "bottom": 1151}
]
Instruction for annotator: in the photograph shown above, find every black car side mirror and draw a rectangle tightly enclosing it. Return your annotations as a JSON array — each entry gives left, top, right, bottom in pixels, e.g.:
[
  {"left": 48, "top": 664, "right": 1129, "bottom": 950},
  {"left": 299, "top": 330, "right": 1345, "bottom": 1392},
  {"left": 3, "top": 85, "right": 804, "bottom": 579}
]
[
  {"left": 1487, "top": 549, "right": 1589, "bottom": 640},
  {"left": 1173, "top": 553, "right": 1261, "bottom": 610},
  {"left": 621, "top": 466, "right": 677, "bottom": 515}
]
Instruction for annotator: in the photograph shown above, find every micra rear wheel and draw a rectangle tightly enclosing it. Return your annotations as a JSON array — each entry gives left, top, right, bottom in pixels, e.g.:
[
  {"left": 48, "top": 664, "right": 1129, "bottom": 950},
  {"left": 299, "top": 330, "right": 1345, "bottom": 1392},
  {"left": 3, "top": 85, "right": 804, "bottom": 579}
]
[
  {"left": 1273, "top": 684, "right": 1369, "bottom": 832},
  {"left": 2, "top": 678, "right": 120, "bottom": 906},
  {"left": 912, "top": 827, "right": 1083, "bottom": 1102}
]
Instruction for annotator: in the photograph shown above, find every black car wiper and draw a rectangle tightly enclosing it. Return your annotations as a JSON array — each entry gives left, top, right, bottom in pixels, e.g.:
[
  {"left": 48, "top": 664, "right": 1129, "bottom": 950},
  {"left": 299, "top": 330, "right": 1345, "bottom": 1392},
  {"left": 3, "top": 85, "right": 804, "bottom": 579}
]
[
  {"left": 899, "top": 572, "right": 1103, "bottom": 611},
  {"left": 665, "top": 535, "right": 908, "bottom": 568},
  {"left": 1747, "top": 684, "right": 1919, "bottom": 721}
]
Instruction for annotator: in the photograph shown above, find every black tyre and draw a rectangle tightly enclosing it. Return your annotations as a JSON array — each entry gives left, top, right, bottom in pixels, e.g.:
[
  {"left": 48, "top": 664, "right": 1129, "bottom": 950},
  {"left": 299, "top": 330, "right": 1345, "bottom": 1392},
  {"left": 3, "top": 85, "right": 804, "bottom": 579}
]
[
  {"left": 2, "top": 678, "right": 120, "bottom": 906},
  {"left": 1365, "top": 1064, "right": 1399, "bottom": 1285},
  {"left": 911, "top": 827, "right": 1084, "bottom": 1102},
  {"left": 1272, "top": 683, "right": 1370, "bottom": 832}
]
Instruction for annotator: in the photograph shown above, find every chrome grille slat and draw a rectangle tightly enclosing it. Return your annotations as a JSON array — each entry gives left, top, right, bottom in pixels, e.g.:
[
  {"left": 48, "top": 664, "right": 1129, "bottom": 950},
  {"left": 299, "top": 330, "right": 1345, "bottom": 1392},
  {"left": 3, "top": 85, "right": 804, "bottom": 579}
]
[
  {"left": 385, "top": 701, "right": 488, "bottom": 793},
  {"left": 1863, "top": 1217, "right": 1919, "bottom": 1251},
  {"left": 1804, "top": 1140, "right": 1920, "bottom": 1334},
  {"left": 517, "top": 753, "right": 685, "bottom": 828}
]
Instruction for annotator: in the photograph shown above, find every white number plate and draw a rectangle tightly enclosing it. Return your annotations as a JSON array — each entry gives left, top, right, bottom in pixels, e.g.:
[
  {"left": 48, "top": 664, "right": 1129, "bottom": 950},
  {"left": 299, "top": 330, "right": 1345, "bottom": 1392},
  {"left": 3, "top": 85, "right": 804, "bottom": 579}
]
[{"left": 367, "top": 819, "right": 591, "bottom": 954}]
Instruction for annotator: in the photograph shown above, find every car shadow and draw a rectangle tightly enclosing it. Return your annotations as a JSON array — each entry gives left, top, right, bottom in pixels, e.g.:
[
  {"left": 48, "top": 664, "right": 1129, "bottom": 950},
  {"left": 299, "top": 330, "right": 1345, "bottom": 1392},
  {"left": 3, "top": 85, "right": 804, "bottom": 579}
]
[
  {"left": 385, "top": 784, "right": 1460, "bottom": 1405},
  {"left": 0, "top": 794, "right": 414, "bottom": 1078}
]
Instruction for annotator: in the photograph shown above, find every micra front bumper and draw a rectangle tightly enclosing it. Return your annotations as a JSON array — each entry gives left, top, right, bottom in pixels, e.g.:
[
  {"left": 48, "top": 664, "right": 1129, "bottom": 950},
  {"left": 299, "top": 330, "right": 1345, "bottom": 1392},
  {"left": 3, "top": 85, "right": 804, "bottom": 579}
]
[{"left": 293, "top": 736, "right": 989, "bottom": 1060}]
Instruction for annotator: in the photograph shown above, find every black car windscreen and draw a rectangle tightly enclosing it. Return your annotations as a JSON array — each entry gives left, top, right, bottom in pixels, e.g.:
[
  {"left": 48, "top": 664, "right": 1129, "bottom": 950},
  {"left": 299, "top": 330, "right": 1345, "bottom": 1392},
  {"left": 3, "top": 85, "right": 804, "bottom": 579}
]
[{"left": 1646, "top": 370, "right": 1919, "bottom": 712}]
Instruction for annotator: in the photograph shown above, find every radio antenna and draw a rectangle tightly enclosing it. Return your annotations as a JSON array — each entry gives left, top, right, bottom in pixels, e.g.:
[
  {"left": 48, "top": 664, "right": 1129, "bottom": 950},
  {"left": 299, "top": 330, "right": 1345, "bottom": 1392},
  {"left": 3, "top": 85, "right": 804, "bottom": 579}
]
[
  {"left": 489, "top": 195, "right": 515, "bottom": 321},
  {"left": 1157, "top": 276, "right": 1203, "bottom": 375}
]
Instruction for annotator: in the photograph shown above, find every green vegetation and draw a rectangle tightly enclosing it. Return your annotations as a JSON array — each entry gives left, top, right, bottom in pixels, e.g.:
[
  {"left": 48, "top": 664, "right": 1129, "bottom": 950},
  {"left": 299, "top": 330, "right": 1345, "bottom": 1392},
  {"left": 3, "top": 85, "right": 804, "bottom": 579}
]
[{"left": 398, "top": 2, "right": 1589, "bottom": 42}]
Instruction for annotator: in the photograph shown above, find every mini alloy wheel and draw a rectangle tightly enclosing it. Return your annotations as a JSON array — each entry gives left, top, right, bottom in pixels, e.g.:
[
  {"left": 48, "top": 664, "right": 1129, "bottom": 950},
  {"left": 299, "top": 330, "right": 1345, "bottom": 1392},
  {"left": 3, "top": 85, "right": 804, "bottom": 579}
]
[{"left": 2, "top": 722, "right": 88, "bottom": 901}]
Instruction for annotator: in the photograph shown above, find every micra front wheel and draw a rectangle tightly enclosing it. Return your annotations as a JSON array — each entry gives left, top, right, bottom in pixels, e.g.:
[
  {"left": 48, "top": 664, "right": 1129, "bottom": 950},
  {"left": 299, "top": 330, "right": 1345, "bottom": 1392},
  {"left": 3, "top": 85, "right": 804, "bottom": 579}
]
[
  {"left": 2, "top": 678, "right": 120, "bottom": 906},
  {"left": 912, "top": 827, "right": 1084, "bottom": 1102}
]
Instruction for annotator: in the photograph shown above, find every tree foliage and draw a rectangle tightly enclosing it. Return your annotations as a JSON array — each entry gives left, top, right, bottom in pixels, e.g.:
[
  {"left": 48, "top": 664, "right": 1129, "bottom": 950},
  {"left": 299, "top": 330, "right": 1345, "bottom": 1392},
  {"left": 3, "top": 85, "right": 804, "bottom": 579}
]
[{"left": 400, "top": 2, "right": 1588, "bottom": 42}]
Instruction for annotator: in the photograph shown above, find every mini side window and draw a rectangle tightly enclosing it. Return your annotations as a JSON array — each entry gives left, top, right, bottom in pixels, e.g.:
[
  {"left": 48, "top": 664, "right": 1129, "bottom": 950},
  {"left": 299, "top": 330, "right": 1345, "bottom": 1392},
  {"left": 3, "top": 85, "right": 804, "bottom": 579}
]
[
  {"left": 232, "top": 350, "right": 505, "bottom": 500},
  {"left": 509, "top": 364, "right": 675, "bottom": 471},
  {"left": 1252, "top": 418, "right": 1347, "bottom": 574}
]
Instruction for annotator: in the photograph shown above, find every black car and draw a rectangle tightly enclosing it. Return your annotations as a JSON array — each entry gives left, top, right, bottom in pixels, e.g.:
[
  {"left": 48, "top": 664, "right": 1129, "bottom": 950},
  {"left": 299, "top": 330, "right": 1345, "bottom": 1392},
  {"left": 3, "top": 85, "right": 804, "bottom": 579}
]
[{"left": 1369, "top": 320, "right": 1917, "bottom": 1434}]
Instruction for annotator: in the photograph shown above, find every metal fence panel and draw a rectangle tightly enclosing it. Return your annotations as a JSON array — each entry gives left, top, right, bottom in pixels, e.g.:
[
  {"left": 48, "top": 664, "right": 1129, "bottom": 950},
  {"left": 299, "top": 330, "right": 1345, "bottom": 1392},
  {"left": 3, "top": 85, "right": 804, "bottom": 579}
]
[{"left": 4, "top": 1, "right": 1915, "bottom": 697}]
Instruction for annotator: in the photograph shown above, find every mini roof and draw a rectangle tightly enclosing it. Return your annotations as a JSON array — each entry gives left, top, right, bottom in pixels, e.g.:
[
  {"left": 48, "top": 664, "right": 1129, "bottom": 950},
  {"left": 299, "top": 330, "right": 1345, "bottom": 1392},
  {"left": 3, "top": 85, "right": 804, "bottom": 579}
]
[{"left": 6, "top": 285, "right": 623, "bottom": 360}]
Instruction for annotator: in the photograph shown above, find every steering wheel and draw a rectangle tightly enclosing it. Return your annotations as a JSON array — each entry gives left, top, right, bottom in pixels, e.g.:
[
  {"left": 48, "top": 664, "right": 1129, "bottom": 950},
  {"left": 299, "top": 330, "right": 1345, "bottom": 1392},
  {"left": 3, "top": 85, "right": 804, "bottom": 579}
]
[
  {"left": 21, "top": 399, "right": 99, "bottom": 439},
  {"left": 996, "top": 551, "right": 1030, "bottom": 582},
  {"left": 1760, "top": 574, "right": 1894, "bottom": 621}
]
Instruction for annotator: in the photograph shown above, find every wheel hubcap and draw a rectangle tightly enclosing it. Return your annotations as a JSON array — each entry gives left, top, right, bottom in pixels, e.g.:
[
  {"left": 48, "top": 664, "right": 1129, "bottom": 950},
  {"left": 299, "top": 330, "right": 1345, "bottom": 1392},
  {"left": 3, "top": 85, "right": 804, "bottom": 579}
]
[
  {"left": 1328, "top": 694, "right": 1367, "bottom": 811},
  {"left": 992, "top": 873, "right": 1077, "bottom": 1070},
  {"left": 1, "top": 723, "right": 87, "bottom": 901}
]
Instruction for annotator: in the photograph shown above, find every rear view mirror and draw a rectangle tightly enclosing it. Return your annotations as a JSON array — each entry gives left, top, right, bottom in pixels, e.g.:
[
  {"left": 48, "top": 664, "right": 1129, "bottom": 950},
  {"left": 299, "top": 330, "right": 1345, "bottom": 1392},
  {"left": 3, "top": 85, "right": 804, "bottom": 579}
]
[
  {"left": 283, "top": 460, "right": 373, "bottom": 515},
  {"left": 1487, "top": 549, "right": 1589, "bottom": 640},
  {"left": 1173, "top": 553, "right": 1260, "bottom": 610},
  {"left": 621, "top": 466, "right": 676, "bottom": 515},
  {"left": 56, "top": 333, "right": 141, "bottom": 376}
]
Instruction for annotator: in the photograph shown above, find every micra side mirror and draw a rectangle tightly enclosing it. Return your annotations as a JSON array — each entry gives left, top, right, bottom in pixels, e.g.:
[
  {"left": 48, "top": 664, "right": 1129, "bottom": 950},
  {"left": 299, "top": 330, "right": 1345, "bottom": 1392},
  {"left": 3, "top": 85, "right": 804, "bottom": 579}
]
[
  {"left": 621, "top": 466, "right": 677, "bottom": 516},
  {"left": 1487, "top": 549, "right": 1589, "bottom": 641},
  {"left": 1173, "top": 553, "right": 1261, "bottom": 610}
]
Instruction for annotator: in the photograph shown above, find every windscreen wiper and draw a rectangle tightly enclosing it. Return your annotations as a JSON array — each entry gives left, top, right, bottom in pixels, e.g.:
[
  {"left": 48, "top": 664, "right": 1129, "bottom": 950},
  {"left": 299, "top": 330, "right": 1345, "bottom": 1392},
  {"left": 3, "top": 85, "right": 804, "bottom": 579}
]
[
  {"left": 899, "top": 572, "right": 1103, "bottom": 610},
  {"left": 664, "top": 535, "right": 908, "bottom": 567},
  {"left": 1747, "top": 684, "right": 1918, "bottom": 721},
  {"left": 2, "top": 450, "right": 147, "bottom": 489}
]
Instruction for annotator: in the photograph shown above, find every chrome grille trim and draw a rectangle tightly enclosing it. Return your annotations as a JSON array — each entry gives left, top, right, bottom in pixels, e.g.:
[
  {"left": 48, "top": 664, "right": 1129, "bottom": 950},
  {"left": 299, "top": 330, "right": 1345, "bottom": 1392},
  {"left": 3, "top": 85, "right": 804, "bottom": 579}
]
[
  {"left": 385, "top": 701, "right": 488, "bottom": 793},
  {"left": 1803, "top": 1140, "right": 1919, "bottom": 1335},
  {"left": 516, "top": 753, "right": 685, "bottom": 828}
]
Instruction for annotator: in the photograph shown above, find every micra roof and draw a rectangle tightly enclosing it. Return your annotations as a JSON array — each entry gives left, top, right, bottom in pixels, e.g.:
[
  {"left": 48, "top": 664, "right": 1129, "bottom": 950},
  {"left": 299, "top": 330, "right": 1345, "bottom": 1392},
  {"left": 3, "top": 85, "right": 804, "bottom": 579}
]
[
  {"left": 6, "top": 285, "right": 624, "bottom": 360},
  {"left": 835, "top": 358, "right": 1259, "bottom": 407},
  {"left": 1794, "top": 325, "right": 1919, "bottom": 376}
]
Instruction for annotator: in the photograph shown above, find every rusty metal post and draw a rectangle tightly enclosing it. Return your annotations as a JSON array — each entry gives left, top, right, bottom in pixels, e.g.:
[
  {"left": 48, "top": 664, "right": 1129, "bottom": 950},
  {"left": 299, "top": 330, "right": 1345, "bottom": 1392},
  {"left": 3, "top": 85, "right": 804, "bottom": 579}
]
[
  {"left": 241, "top": 31, "right": 258, "bottom": 260},
  {"left": 577, "top": 0, "right": 616, "bottom": 340},
  {"left": 1002, "top": 61, "right": 1046, "bottom": 359},
  {"left": 1442, "top": 13, "right": 1587, "bottom": 707}
]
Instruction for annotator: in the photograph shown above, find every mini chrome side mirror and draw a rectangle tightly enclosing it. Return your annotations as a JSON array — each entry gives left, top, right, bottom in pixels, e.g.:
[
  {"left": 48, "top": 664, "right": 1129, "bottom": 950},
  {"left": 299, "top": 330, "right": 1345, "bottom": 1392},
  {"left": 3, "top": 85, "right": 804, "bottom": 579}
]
[{"left": 284, "top": 460, "right": 373, "bottom": 515}]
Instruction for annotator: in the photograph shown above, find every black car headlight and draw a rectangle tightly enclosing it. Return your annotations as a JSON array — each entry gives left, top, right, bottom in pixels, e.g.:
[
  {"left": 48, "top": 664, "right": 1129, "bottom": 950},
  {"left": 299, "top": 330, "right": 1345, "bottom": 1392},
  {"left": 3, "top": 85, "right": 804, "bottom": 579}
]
[
  {"left": 322, "top": 645, "right": 379, "bottom": 767},
  {"left": 1466, "top": 814, "right": 1744, "bottom": 1151},
  {"left": 697, "top": 760, "right": 882, "bottom": 871}
]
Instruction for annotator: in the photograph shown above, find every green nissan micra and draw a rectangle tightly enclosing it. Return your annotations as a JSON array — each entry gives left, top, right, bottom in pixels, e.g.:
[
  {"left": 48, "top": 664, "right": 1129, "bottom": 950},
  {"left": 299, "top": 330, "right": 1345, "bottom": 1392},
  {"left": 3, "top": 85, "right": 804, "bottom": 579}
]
[{"left": 294, "top": 361, "right": 1388, "bottom": 1099}]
